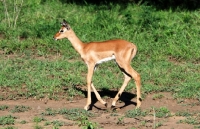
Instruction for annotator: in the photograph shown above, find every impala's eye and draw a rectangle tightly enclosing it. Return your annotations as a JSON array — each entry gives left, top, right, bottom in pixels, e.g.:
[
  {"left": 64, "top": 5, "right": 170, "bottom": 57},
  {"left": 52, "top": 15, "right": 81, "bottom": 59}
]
[{"left": 60, "top": 30, "right": 64, "bottom": 33}]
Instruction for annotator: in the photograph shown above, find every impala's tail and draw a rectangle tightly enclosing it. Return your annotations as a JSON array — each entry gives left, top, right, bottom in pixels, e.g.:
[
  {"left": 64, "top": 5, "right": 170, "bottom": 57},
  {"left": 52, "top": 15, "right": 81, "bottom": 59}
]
[{"left": 131, "top": 44, "right": 137, "bottom": 60}]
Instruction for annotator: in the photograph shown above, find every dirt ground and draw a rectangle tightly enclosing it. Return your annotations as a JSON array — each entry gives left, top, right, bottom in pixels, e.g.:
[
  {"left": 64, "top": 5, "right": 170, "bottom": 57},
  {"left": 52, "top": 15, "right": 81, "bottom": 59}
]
[{"left": 0, "top": 92, "right": 199, "bottom": 129}]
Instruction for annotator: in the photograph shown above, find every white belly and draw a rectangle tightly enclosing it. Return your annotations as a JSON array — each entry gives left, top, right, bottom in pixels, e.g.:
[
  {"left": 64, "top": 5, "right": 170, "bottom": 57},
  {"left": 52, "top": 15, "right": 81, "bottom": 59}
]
[
  {"left": 96, "top": 55, "right": 116, "bottom": 65},
  {"left": 94, "top": 55, "right": 116, "bottom": 70}
]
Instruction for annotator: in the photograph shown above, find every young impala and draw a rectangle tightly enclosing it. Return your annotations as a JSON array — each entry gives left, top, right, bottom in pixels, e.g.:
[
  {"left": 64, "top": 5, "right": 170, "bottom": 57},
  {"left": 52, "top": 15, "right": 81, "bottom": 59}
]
[{"left": 54, "top": 19, "right": 142, "bottom": 110}]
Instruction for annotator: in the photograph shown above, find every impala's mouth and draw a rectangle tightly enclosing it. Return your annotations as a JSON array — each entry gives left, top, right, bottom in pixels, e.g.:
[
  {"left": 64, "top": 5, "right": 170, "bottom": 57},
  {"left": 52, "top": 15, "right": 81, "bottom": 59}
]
[{"left": 53, "top": 37, "right": 58, "bottom": 40}]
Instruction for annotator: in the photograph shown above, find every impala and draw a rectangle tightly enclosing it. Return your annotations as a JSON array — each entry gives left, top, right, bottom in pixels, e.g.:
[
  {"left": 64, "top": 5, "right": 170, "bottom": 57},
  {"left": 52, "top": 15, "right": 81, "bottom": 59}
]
[{"left": 54, "top": 19, "right": 142, "bottom": 110}]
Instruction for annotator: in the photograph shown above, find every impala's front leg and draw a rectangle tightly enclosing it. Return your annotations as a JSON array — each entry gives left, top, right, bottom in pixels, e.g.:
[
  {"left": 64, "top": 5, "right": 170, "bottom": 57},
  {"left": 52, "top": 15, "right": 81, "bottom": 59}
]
[
  {"left": 91, "top": 83, "right": 107, "bottom": 107},
  {"left": 84, "top": 64, "right": 94, "bottom": 110}
]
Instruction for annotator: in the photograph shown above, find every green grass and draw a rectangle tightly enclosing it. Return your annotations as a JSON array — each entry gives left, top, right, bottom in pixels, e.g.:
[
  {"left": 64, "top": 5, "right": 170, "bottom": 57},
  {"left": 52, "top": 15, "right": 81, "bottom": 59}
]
[
  {"left": 0, "top": 115, "right": 16, "bottom": 126},
  {"left": 125, "top": 107, "right": 171, "bottom": 118},
  {"left": 0, "top": 105, "right": 9, "bottom": 111},
  {"left": 152, "top": 94, "right": 164, "bottom": 100},
  {"left": 154, "top": 107, "right": 171, "bottom": 118},
  {"left": 76, "top": 115, "right": 98, "bottom": 129},
  {"left": 0, "top": 1, "right": 200, "bottom": 102},
  {"left": 10, "top": 105, "right": 31, "bottom": 113},
  {"left": 0, "top": 127, "right": 17, "bottom": 129},
  {"left": 33, "top": 116, "right": 46, "bottom": 123},
  {"left": 59, "top": 108, "right": 95, "bottom": 121},
  {"left": 0, "top": 56, "right": 85, "bottom": 99},
  {"left": 41, "top": 108, "right": 58, "bottom": 116},
  {"left": 179, "top": 116, "right": 200, "bottom": 125},
  {"left": 40, "top": 107, "right": 98, "bottom": 128},
  {"left": 125, "top": 108, "right": 147, "bottom": 118}
]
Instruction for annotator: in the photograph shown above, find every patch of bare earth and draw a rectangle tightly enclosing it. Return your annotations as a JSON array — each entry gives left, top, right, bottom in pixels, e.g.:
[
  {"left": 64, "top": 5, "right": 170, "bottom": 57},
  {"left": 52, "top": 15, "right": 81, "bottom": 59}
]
[{"left": 0, "top": 92, "right": 199, "bottom": 129}]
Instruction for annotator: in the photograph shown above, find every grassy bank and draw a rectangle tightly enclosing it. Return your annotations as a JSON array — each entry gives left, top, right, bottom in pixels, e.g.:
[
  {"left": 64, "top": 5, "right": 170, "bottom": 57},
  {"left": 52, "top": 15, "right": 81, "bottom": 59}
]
[{"left": 0, "top": 0, "right": 200, "bottom": 100}]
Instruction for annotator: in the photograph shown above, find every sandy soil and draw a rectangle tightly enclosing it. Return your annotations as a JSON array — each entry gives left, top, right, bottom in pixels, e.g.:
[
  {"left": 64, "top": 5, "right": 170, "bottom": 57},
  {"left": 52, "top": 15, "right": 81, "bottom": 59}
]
[{"left": 0, "top": 92, "right": 199, "bottom": 129}]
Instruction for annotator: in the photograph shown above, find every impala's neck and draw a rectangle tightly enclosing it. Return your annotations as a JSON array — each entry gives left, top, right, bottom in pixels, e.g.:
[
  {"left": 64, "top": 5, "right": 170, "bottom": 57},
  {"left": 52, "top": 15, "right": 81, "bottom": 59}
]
[{"left": 67, "top": 30, "right": 84, "bottom": 55}]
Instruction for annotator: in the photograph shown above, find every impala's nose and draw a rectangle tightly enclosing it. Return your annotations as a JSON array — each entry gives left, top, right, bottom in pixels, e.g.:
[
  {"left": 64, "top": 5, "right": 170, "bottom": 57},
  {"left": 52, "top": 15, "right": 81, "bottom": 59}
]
[{"left": 53, "top": 37, "right": 57, "bottom": 40}]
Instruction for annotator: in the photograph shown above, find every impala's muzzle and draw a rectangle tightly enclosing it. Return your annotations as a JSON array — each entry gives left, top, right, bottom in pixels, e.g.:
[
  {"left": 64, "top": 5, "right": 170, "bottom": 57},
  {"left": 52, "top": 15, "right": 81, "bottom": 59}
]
[
  {"left": 53, "top": 32, "right": 61, "bottom": 40},
  {"left": 53, "top": 37, "right": 58, "bottom": 40}
]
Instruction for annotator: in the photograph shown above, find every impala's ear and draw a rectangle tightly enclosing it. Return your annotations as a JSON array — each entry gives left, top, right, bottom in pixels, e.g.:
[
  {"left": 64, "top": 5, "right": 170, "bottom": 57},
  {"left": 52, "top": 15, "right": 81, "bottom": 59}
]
[
  {"left": 63, "top": 19, "right": 67, "bottom": 23},
  {"left": 61, "top": 19, "right": 67, "bottom": 26},
  {"left": 61, "top": 19, "right": 70, "bottom": 30}
]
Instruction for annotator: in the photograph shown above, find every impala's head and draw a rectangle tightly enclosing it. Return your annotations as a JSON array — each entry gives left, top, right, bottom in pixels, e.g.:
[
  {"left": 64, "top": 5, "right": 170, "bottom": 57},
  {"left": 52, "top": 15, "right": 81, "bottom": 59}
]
[{"left": 53, "top": 19, "right": 71, "bottom": 40}]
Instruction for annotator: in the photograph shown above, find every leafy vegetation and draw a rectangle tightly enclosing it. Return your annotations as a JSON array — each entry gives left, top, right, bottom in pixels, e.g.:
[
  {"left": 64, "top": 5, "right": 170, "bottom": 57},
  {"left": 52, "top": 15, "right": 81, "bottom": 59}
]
[
  {"left": 154, "top": 107, "right": 171, "bottom": 118},
  {"left": 41, "top": 108, "right": 58, "bottom": 116},
  {"left": 125, "top": 108, "right": 147, "bottom": 118},
  {"left": 59, "top": 108, "right": 95, "bottom": 121},
  {"left": 0, "top": 115, "right": 16, "bottom": 126},
  {"left": 0, "top": 105, "right": 9, "bottom": 111},
  {"left": 10, "top": 105, "right": 31, "bottom": 113},
  {"left": 40, "top": 108, "right": 98, "bottom": 128},
  {"left": 0, "top": 126, "right": 17, "bottom": 129},
  {"left": 152, "top": 94, "right": 164, "bottom": 100},
  {"left": 33, "top": 116, "right": 46, "bottom": 123},
  {"left": 125, "top": 106, "right": 171, "bottom": 118},
  {"left": 175, "top": 110, "right": 193, "bottom": 117},
  {"left": 77, "top": 115, "right": 98, "bottom": 129},
  {"left": 179, "top": 116, "right": 200, "bottom": 125},
  {"left": 20, "top": 120, "right": 27, "bottom": 124}
]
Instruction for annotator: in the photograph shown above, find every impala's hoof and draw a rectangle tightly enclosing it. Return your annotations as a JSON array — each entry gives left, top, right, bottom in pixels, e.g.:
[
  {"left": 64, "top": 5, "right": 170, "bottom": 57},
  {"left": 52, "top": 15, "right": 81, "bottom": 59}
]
[
  {"left": 104, "top": 103, "right": 108, "bottom": 107},
  {"left": 136, "top": 99, "right": 142, "bottom": 108},
  {"left": 136, "top": 105, "right": 141, "bottom": 109},
  {"left": 84, "top": 105, "right": 90, "bottom": 111},
  {"left": 111, "top": 105, "right": 120, "bottom": 111},
  {"left": 111, "top": 105, "right": 115, "bottom": 109}
]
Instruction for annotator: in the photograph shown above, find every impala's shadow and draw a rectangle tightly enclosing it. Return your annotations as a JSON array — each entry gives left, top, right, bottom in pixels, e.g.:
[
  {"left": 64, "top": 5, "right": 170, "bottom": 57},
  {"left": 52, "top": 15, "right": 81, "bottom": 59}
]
[{"left": 70, "top": 86, "right": 137, "bottom": 110}]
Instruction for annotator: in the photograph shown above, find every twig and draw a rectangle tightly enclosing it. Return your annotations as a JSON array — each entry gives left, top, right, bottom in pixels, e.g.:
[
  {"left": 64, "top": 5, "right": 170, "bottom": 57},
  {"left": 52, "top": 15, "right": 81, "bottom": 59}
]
[
  {"left": 153, "top": 107, "right": 156, "bottom": 129},
  {"left": 2, "top": 0, "right": 10, "bottom": 27},
  {"left": 14, "top": 0, "right": 24, "bottom": 28}
]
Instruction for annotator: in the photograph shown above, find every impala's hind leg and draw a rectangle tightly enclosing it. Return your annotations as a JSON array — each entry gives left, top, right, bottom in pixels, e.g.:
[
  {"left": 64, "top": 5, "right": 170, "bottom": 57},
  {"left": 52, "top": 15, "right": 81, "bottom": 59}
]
[
  {"left": 112, "top": 63, "right": 142, "bottom": 108},
  {"left": 112, "top": 73, "right": 131, "bottom": 107},
  {"left": 124, "top": 65, "right": 142, "bottom": 108}
]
